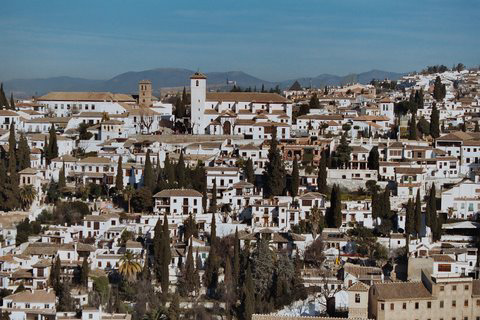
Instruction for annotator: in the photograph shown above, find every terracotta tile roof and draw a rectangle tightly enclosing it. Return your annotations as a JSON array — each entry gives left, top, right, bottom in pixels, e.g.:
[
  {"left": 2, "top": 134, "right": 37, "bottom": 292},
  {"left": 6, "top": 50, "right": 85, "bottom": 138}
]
[
  {"left": 297, "top": 114, "right": 343, "bottom": 121},
  {"left": 153, "top": 188, "right": 203, "bottom": 198},
  {"left": 431, "top": 254, "right": 454, "bottom": 262},
  {"left": 0, "top": 110, "right": 19, "bottom": 116},
  {"left": 78, "top": 157, "right": 111, "bottom": 164},
  {"left": 37, "top": 92, "right": 135, "bottom": 102},
  {"left": 348, "top": 281, "right": 370, "bottom": 292},
  {"left": 206, "top": 92, "right": 288, "bottom": 103},
  {"left": 5, "top": 289, "right": 56, "bottom": 304},
  {"left": 373, "top": 282, "right": 432, "bottom": 300},
  {"left": 394, "top": 167, "right": 424, "bottom": 174},
  {"left": 473, "top": 280, "right": 480, "bottom": 296}
]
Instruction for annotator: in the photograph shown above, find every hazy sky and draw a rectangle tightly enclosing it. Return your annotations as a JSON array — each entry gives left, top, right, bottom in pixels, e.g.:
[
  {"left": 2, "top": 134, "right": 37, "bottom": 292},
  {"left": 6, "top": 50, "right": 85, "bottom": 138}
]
[{"left": 1, "top": 0, "right": 479, "bottom": 82}]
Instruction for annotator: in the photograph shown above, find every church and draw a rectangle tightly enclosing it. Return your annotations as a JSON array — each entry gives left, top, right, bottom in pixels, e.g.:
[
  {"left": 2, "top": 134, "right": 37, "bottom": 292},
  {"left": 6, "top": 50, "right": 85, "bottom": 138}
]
[{"left": 190, "top": 72, "right": 293, "bottom": 139}]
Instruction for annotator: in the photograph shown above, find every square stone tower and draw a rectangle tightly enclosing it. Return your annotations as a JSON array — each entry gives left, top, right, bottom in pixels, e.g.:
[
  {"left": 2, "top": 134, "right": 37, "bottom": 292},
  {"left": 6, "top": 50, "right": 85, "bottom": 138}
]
[
  {"left": 139, "top": 80, "right": 152, "bottom": 107},
  {"left": 347, "top": 281, "right": 370, "bottom": 319},
  {"left": 190, "top": 72, "right": 207, "bottom": 134}
]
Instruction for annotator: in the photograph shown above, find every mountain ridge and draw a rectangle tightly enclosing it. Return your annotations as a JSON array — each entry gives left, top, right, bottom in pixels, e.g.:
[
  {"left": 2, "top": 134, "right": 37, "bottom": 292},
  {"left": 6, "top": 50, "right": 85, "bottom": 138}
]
[{"left": 3, "top": 68, "right": 404, "bottom": 97}]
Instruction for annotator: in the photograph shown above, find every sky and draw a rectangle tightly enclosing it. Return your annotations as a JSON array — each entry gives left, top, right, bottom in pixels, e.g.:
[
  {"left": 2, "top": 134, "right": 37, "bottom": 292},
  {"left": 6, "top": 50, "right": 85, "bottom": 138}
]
[{"left": 1, "top": 0, "right": 479, "bottom": 82}]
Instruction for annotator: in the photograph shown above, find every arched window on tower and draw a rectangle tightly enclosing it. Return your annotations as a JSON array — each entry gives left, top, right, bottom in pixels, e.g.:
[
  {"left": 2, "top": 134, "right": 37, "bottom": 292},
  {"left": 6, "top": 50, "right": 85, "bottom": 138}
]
[{"left": 196, "top": 80, "right": 199, "bottom": 86}]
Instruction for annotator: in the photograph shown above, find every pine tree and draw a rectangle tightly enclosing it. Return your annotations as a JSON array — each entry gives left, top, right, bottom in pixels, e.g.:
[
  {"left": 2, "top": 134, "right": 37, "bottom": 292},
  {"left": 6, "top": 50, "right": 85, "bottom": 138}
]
[
  {"left": 115, "top": 156, "right": 124, "bottom": 191},
  {"left": 242, "top": 264, "right": 255, "bottom": 320},
  {"left": 81, "top": 256, "right": 89, "bottom": 288},
  {"left": 208, "top": 178, "right": 216, "bottom": 212},
  {"left": 58, "top": 162, "right": 66, "bottom": 189},
  {"left": 430, "top": 103, "right": 440, "bottom": 138},
  {"left": 264, "top": 130, "right": 285, "bottom": 197},
  {"left": 405, "top": 198, "right": 415, "bottom": 236},
  {"left": 409, "top": 114, "right": 418, "bottom": 140},
  {"left": 414, "top": 190, "right": 422, "bottom": 238},
  {"left": 176, "top": 152, "right": 186, "bottom": 187},
  {"left": 317, "top": 149, "right": 328, "bottom": 194},
  {"left": 244, "top": 158, "right": 255, "bottom": 184},
  {"left": 367, "top": 146, "right": 380, "bottom": 171},
  {"left": 336, "top": 134, "right": 352, "bottom": 169},
  {"left": 47, "top": 125, "right": 58, "bottom": 164},
  {"left": 160, "top": 213, "right": 171, "bottom": 294},
  {"left": 143, "top": 150, "right": 154, "bottom": 192},
  {"left": 290, "top": 158, "right": 299, "bottom": 198},
  {"left": 327, "top": 184, "right": 342, "bottom": 228}
]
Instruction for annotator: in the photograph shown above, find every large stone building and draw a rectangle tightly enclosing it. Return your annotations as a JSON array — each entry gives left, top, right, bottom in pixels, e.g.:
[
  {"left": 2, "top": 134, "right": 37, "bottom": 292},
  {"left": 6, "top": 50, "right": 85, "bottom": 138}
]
[
  {"left": 369, "top": 272, "right": 480, "bottom": 320},
  {"left": 190, "top": 72, "right": 293, "bottom": 138}
]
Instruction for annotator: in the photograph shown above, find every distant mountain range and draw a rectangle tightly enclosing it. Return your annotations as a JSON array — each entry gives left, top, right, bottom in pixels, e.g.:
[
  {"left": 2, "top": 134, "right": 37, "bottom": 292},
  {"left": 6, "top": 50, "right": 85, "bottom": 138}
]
[{"left": 3, "top": 68, "right": 404, "bottom": 97}]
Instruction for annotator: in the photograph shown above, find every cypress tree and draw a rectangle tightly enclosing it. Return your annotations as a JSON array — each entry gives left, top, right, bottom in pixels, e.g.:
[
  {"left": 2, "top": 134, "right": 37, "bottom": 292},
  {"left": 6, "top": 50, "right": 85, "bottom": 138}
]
[
  {"left": 43, "top": 136, "right": 49, "bottom": 165},
  {"left": 143, "top": 150, "right": 154, "bottom": 192},
  {"left": 317, "top": 149, "right": 328, "bottom": 194},
  {"left": 244, "top": 158, "right": 255, "bottom": 184},
  {"left": 47, "top": 124, "right": 58, "bottom": 164},
  {"left": 58, "top": 162, "right": 66, "bottom": 189},
  {"left": 430, "top": 103, "right": 440, "bottom": 138},
  {"left": 9, "top": 93, "right": 15, "bottom": 110},
  {"left": 210, "top": 212, "right": 216, "bottom": 246},
  {"left": 161, "top": 213, "right": 171, "bottom": 294},
  {"left": 164, "top": 154, "right": 176, "bottom": 185},
  {"left": 426, "top": 184, "right": 437, "bottom": 228},
  {"left": 290, "top": 158, "right": 299, "bottom": 198},
  {"left": 176, "top": 152, "right": 186, "bottom": 187},
  {"left": 367, "top": 146, "right": 379, "bottom": 171},
  {"left": 17, "top": 134, "right": 31, "bottom": 170},
  {"left": 182, "top": 244, "right": 196, "bottom": 295},
  {"left": 81, "top": 256, "right": 89, "bottom": 288},
  {"left": 115, "top": 156, "right": 124, "bottom": 191},
  {"left": 233, "top": 228, "right": 240, "bottom": 287},
  {"left": 264, "top": 130, "right": 285, "bottom": 197},
  {"left": 153, "top": 219, "right": 163, "bottom": 281},
  {"left": 414, "top": 190, "right": 422, "bottom": 238},
  {"left": 0, "top": 83, "right": 9, "bottom": 109},
  {"left": 405, "top": 198, "right": 415, "bottom": 236},
  {"left": 7, "top": 124, "right": 19, "bottom": 200},
  {"left": 210, "top": 180, "right": 217, "bottom": 212},
  {"left": 327, "top": 184, "right": 342, "bottom": 228},
  {"left": 409, "top": 114, "right": 418, "bottom": 140},
  {"left": 242, "top": 264, "right": 255, "bottom": 320}
]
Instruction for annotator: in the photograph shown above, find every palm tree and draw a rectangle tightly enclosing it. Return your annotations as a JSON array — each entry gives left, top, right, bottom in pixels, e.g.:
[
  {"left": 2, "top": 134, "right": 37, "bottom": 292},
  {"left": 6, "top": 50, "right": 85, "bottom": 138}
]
[
  {"left": 118, "top": 251, "right": 142, "bottom": 282},
  {"left": 19, "top": 185, "right": 37, "bottom": 210},
  {"left": 123, "top": 185, "right": 135, "bottom": 213}
]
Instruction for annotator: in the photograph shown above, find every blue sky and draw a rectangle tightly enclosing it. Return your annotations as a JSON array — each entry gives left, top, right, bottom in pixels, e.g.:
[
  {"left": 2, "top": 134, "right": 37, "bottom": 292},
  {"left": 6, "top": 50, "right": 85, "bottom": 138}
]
[{"left": 1, "top": 0, "right": 479, "bottom": 81}]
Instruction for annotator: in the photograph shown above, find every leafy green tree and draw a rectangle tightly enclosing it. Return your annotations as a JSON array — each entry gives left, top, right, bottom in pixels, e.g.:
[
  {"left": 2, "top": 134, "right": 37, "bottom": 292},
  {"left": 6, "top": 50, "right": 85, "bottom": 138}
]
[
  {"left": 131, "top": 187, "right": 153, "bottom": 213},
  {"left": 430, "top": 103, "right": 440, "bottom": 138},
  {"left": 417, "top": 117, "right": 430, "bottom": 137},
  {"left": 263, "top": 131, "right": 285, "bottom": 197},
  {"left": 326, "top": 184, "right": 342, "bottom": 228},
  {"left": 335, "top": 134, "right": 352, "bottom": 168},
  {"left": 115, "top": 156, "right": 124, "bottom": 191},
  {"left": 367, "top": 146, "right": 379, "bottom": 171},
  {"left": 290, "top": 158, "right": 299, "bottom": 198},
  {"left": 317, "top": 149, "right": 328, "bottom": 194}
]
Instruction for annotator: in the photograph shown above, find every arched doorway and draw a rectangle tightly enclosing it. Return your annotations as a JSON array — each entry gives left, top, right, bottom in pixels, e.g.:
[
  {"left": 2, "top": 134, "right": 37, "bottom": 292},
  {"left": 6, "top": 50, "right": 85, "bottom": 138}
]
[{"left": 223, "top": 121, "right": 231, "bottom": 135}]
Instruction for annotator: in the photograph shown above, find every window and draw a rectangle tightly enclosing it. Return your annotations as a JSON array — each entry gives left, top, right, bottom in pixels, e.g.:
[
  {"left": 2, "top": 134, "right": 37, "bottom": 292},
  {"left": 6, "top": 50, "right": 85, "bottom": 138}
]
[
  {"left": 402, "top": 302, "right": 406, "bottom": 310},
  {"left": 464, "top": 300, "right": 468, "bottom": 307},
  {"left": 89, "top": 314, "right": 93, "bottom": 319},
  {"left": 452, "top": 300, "right": 456, "bottom": 307},
  {"left": 427, "top": 301, "right": 431, "bottom": 308},
  {"left": 355, "top": 294, "right": 360, "bottom": 303},
  {"left": 415, "top": 302, "right": 419, "bottom": 309},
  {"left": 453, "top": 285, "right": 457, "bottom": 291},
  {"left": 26, "top": 303, "right": 30, "bottom": 308},
  {"left": 381, "top": 303, "right": 384, "bottom": 310},
  {"left": 440, "top": 285, "right": 444, "bottom": 291},
  {"left": 440, "top": 300, "right": 444, "bottom": 308},
  {"left": 390, "top": 303, "right": 394, "bottom": 310}
]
